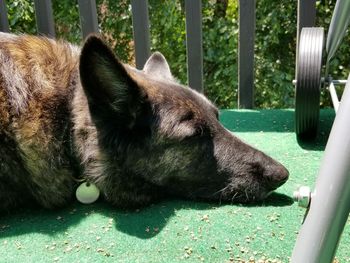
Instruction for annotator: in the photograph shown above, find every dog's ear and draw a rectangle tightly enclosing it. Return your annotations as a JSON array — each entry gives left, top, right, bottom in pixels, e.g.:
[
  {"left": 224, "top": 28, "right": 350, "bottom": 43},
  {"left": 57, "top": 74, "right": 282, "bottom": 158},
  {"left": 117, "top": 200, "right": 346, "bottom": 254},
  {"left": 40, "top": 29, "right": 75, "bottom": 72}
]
[
  {"left": 143, "top": 52, "right": 174, "bottom": 81},
  {"left": 79, "top": 35, "right": 145, "bottom": 129}
]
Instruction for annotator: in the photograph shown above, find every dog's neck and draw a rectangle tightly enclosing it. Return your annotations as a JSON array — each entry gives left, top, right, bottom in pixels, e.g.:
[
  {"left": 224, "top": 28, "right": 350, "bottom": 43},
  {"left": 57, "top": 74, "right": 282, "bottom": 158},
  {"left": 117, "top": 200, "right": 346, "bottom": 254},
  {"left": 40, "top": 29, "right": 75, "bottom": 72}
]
[{"left": 65, "top": 117, "right": 83, "bottom": 182}]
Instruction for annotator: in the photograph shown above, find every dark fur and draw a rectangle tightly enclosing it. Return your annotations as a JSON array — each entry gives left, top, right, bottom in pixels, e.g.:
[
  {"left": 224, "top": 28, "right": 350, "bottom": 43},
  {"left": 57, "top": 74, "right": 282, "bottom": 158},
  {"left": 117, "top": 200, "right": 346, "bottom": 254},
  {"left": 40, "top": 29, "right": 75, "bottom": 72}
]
[{"left": 0, "top": 33, "right": 288, "bottom": 211}]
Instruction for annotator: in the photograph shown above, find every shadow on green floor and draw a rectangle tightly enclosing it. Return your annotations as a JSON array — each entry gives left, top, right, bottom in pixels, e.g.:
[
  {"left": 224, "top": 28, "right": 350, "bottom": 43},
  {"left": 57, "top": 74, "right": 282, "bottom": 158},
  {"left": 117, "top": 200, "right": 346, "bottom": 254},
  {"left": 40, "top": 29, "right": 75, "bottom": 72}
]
[
  {"left": 296, "top": 111, "right": 335, "bottom": 151},
  {"left": 114, "top": 192, "right": 293, "bottom": 239},
  {"left": 0, "top": 192, "right": 293, "bottom": 240}
]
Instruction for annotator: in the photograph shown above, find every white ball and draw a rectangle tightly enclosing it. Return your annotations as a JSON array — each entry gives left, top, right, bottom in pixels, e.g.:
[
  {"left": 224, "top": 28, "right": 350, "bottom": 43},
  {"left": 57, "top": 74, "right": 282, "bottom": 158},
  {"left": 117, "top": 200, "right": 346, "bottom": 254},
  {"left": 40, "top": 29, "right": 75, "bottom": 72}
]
[{"left": 76, "top": 182, "right": 100, "bottom": 204}]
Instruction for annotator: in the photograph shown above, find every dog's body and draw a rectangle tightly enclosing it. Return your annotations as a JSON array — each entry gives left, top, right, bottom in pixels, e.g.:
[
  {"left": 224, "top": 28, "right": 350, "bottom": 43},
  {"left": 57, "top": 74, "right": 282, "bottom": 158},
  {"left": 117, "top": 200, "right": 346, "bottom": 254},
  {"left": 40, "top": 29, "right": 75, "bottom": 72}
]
[{"left": 0, "top": 33, "right": 288, "bottom": 211}]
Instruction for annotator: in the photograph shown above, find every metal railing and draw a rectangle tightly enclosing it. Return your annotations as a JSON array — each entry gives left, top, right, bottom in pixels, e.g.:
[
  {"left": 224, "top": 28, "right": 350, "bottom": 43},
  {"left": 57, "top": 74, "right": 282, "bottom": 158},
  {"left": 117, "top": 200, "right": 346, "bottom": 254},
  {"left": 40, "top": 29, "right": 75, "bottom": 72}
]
[
  {"left": 0, "top": 0, "right": 317, "bottom": 109},
  {"left": 0, "top": 0, "right": 206, "bottom": 91}
]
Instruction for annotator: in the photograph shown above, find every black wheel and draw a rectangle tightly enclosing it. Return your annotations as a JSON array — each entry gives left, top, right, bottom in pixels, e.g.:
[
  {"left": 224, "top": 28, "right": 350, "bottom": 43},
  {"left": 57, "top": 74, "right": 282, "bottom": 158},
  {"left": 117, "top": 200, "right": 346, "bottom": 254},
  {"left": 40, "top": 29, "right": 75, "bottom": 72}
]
[{"left": 295, "top": 27, "right": 324, "bottom": 139}]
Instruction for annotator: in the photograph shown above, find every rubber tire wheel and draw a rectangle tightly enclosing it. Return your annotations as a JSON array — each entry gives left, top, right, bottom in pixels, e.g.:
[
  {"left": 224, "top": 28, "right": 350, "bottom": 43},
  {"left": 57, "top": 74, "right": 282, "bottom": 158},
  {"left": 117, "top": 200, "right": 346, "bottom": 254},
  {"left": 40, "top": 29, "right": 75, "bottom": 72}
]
[{"left": 295, "top": 27, "right": 324, "bottom": 139}]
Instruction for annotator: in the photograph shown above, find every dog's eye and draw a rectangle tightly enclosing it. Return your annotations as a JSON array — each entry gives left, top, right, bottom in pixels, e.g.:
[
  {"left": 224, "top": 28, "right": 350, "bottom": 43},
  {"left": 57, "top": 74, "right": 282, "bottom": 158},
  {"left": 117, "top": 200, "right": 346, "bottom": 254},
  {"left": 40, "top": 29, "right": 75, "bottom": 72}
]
[
  {"left": 180, "top": 111, "right": 194, "bottom": 123},
  {"left": 191, "top": 125, "right": 211, "bottom": 138}
]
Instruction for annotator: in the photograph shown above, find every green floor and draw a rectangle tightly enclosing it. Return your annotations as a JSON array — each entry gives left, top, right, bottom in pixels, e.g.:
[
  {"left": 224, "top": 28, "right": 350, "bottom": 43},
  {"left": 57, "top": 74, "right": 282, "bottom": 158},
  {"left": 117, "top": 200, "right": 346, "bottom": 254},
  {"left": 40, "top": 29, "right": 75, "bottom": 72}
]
[{"left": 1, "top": 109, "right": 349, "bottom": 263}]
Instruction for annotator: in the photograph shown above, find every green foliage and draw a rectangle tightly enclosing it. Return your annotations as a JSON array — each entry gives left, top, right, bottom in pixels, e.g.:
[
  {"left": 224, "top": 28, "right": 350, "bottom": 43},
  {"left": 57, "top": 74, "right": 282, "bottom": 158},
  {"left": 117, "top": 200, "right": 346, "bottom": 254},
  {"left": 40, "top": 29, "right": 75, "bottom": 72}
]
[
  {"left": 148, "top": 0, "right": 187, "bottom": 83},
  {"left": 6, "top": 0, "right": 36, "bottom": 34},
  {"left": 202, "top": 1, "right": 239, "bottom": 108},
  {"left": 52, "top": 0, "right": 81, "bottom": 44},
  {"left": 254, "top": 0, "right": 297, "bottom": 108},
  {"left": 96, "top": 0, "right": 134, "bottom": 62},
  {"left": 4, "top": 0, "right": 349, "bottom": 108}
]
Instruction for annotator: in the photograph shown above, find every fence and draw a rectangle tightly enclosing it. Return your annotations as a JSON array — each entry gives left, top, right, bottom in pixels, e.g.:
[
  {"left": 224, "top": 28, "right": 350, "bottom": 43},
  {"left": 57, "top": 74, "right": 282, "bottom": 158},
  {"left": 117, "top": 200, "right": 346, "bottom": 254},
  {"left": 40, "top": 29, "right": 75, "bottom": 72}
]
[{"left": 0, "top": 0, "right": 316, "bottom": 108}]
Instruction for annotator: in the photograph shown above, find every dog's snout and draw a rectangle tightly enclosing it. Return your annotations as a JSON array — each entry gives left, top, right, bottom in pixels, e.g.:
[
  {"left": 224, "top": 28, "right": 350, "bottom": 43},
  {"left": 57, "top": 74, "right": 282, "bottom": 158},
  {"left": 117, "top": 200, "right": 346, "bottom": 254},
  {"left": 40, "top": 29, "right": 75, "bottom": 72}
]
[{"left": 264, "top": 164, "right": 289, "bottom": 189}]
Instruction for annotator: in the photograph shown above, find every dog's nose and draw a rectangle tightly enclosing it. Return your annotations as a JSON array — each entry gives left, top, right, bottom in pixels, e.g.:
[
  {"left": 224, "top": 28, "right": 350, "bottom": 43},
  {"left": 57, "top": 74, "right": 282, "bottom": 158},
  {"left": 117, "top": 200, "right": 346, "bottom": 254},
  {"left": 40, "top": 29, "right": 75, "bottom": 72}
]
[{"left": 265, "top": 164, "right": 289, "bottom": 189}]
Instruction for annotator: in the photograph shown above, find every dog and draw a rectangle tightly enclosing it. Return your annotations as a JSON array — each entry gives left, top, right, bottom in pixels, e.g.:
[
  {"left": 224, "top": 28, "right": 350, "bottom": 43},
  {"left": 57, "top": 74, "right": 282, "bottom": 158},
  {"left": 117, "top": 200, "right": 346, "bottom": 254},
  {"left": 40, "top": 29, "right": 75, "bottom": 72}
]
[{"left": 0, "top": 32, "right": 289, "bottom": 211}]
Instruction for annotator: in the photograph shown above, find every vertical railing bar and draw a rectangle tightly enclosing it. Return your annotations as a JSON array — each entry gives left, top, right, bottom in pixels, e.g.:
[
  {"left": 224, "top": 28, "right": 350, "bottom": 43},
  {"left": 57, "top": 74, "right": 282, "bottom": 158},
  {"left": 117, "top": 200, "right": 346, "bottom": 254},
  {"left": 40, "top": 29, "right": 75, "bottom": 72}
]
[
  {"left": 78, "top": 0, "right": 99, "bottom": 39},
  {"left": 296, "top": 0, "right": 316, "bottom": 78},
  {"left": 329, "top": 82, "right": 339, "bottom": 113},
  {"left": 184, "top": 0, "right": 203, "bottom": 92},
  {"left": 131, "top": 0, "right": 151, "bottom": 70},
  {"left": 33, "top": 0, "right": 55, "bottom": 37},
  {"left": 238, "top": 0, "right": 255, "bottom": 109},
  {"left": 0, "top": 0, "right": 10, "bottom": 32},
  {"left": 296, "top": 0, "right": 316, "bottom": 42}
]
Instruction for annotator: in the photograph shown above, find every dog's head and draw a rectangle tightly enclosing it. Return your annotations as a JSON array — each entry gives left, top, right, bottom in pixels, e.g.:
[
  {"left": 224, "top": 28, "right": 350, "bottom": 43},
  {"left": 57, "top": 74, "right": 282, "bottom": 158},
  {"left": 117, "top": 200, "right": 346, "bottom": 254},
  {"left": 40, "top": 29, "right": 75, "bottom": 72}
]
[{"left": 79, "top": 35, "right": 289, "bottom": 207}]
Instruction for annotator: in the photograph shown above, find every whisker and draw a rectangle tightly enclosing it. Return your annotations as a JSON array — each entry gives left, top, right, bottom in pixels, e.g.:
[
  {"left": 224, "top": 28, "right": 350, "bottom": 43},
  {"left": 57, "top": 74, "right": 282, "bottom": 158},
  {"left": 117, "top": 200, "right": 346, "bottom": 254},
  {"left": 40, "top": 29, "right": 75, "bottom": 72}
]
[
  {"left": 211, "top": 186, "right": 227, "bottom": 197},
  {"left": 231, "top": 192, "right": 239, "bottom": 203},
  {"left": 245, "top": 189, "right": 249, "bottom": 201}
]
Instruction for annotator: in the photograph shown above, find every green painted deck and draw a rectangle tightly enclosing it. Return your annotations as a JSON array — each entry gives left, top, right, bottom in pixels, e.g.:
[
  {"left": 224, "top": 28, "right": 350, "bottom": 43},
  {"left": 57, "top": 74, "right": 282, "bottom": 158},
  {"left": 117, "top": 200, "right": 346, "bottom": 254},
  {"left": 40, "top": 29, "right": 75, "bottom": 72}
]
[{"left": 1, "top": 109, "right": 349, "bottom": 263}]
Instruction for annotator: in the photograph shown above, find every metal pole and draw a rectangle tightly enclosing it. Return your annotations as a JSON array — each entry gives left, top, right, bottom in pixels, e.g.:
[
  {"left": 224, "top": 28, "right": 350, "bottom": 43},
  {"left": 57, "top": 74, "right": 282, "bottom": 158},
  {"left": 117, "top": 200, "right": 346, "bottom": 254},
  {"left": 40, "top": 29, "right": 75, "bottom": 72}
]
[
  {"left": 328, "top": 82, "right": 339, "bottom": 113},
  {"left": 131, "top": 0, "right": 151, "bottom": 70},
  {"left": 185, "top": 0, "right": 203, "bottom": 92},
  {"left": 326, "top": 0, "right": 350, "bottom": 63},
  {"left": 238, "top": 0, "right": 255, "bottom": 109},
  {"left": 0, "top": 0, "right": 9, "bottom": 32},
  {"left": 78, "top": 0, "right": 99, "bottom": 39},
  {"left": 296, "top": 0, "right": 316, "bottom": 42},
  {"left": 33, "top": 0, "right": 55, "bottom": 37},
  {"left": 295, "top": 0, "right": 316, "bottom": 79},
  {"left": 291, "top": 75, "right": 350, "bottom": 263}
]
